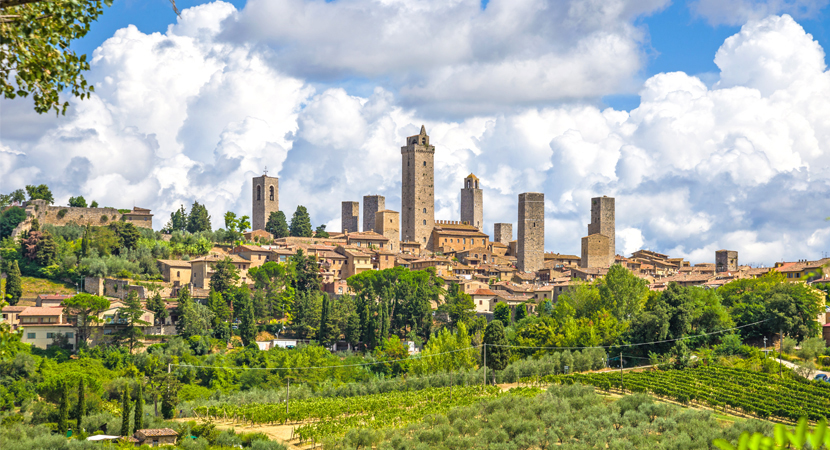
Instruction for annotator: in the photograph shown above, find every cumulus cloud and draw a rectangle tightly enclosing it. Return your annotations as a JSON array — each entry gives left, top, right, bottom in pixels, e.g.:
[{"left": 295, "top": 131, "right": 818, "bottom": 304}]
[
  {"left": 690, "top": 0, "right": 829, "bottom": 26},
  {"left": 1, "top": 4, "right": 830, "bottom": 265}
]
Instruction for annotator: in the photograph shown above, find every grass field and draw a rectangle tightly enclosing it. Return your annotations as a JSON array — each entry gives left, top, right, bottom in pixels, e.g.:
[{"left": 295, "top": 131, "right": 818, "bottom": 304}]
[{"left": 20, "top": 276, "right": 76, "bottom": 298}]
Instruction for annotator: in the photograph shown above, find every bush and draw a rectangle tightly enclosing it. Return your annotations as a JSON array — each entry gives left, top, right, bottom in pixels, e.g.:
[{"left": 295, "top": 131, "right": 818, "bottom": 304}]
[
  {"left": 178, "top": 385, "right": 214, "bottom": 402},
  {"left": 57, "top": 209, "right": 68, "bottom": 219},
  {"left": 782, "top": 337, "right": 797, "bottom": 355}
]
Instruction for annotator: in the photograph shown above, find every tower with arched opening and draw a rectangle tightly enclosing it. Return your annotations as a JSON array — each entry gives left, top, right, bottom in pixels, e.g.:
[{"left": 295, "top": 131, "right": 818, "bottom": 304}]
[{"left": 252, "top": 173, "right": 279, "bottom": 232}]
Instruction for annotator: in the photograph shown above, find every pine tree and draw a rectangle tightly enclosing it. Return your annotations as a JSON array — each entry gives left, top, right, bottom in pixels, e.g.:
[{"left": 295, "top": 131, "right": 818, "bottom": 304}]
[
  {"left": 57, "top": 380, "right": 69, "bottom": 434},
  {"left": 5, "top": 260, "right": 22, "bottom": 306},
  {"left": 75, "top": 378, "right": 85, "bottom": 432},
  {"left": 289, "top": 205, "right": 313, "bottom": 237},
  {"left": 266, "top": 211, "right": 289, "bottom": 238},
  {"left": 133, "top": 382, "right": 144, "bottom": 432},
  {"left": 186, "top": 201, "right": 212, "bottom": 233},
  {"left": 120, "top": 385, "right": 131, "bottom": 437},
  {"left": 239, "top": 288, "right": 257, "bottom": 347}
]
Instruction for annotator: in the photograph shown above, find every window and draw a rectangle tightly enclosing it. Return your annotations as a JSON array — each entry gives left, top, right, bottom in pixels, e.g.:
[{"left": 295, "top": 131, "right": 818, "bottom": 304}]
[
  {"left": 270, "top": 186, "right": 275, "bottom": 201},
  {"left": 21, "top": 317, "right": 37, "bottom": 324},
  {"left": 423, "top": 220, "right": 426, "bottom": 225},
  {"left": 176, "top": 271, "right": 180, "bottom": 278},
  {"left": 27, "top": 333, "right": 36, "bottom": 339},
  {"left": 46, "top": 332, "right": 55, "bottom": 339},
  {"left": 256, "top": 185, "right": 261, "bottom": 201},
  {"left": 66, "top": 332, "right": 74, "bottom": 338},
  {"left": 423, "top": 208, "right": 426, "bottom": 213},
  {"left": 422, "top": 137, "right": 426, "bottom": 144},
  {"left": 423, "top": 161, "right": 426, "bottom": 166}
]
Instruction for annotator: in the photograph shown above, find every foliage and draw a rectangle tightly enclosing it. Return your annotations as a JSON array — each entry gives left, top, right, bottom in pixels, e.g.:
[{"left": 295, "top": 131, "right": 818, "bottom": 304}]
[
  {"left": 68, "top": 196, "right": 87, "bottom": 208},
  {"left": 248, "top": 261, "right": 294, "bottom": 319},
  {"left": 76, "top": 377, "right": 85, "bottom": 432},
  {"left": 266, "top": 211, "right": 289, "bottom": 238},
  {"left": 187, "top": 201, "right": 212, "bottom": 233},
  {"left": 409, "top": 323, "right": 476, "bottom": 375},
  {"left": 314, "top": 224, "right": 330, "bottom": 238},
  {"left": 112, "top": 291, "right": 150, "bottom": 352},
  {"left": 436, "top": 283, "right": 475, "bottom": 331},
  {"left": 119, "top": 384, "right": 131, "bottom": 436},
  {"left": 239, "top": 288, "right": 258, "bottom": 347},
  {"left": 164, "top": 205, "right": 189, "bottom": 233},
  {"left": 598, "top": 264, "right": 650, "bottom": 320},
  {"left": 0, "top": 206, "right": 26, "bottom": 239},
  {"left": 63, "top": 293, "right": 110, "bottom": 347},
  {"left": 209, "top": 257, "right": 239, "bottom": 301},
  {"left": 25, "top": 184, "right": 54, "bottom": 203},
  {"left": 0, "top": 189, "right": 25, "bottom": 207},
  {"left": 492, "top": 302, "right": 510, "bottom": 325},
  {"left": 57, "top": 380, "right": 69, "bottom": 433},
  {"left": 483, "top": 320, "right": 510, "bottom": 374},
  {"left": 4, "top": 260, "right": 23, "bottom": 305},
  {"left": 133, "top": 381, "right": 143, "bottom": 431},
  {"left": 145, "top": 292, "right": 168, "bottom": 326},
  {"left": 714, "top": 418, "right": 830, "bottom": 450},
  {"left": 289, "top": 205, "right": 313, "bottom": 237}
]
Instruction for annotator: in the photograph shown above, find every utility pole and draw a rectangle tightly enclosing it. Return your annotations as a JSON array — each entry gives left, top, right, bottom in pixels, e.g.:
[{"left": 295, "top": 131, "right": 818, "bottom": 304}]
[
  {"left": 483, "top": 343, "right": 487, "bottom": 386},
  {"left": 779, "top": 330, "right": 783, "bottom": 376},
  {"left": 620, "top": 352, "right": 624, "bottom": 393},
  {"left": 763, "top": 336, "right": 768, "bottom": 358},
  {"left": 286, "top": 377, "right": 290, "bottom": 416}
]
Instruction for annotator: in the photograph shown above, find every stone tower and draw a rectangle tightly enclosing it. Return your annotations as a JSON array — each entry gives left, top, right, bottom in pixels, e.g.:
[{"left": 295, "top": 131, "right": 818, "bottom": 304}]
[
  {"left": 517, "top": 192, "right": 544, "bottom": 273},
  {"left": 493, "top": 223, "right": 512, "bottom": 245},
  {"left": 342, "top": 201, "right": 359, "bottom": 233},
  {"left": 401, "top": 125, "right": 435, "bottom": 249},
  {"left": 460, "top": 174, "right": 483, "bottom": 231},
  {"left": 363, "top": 195, "right": 385, "bottom": 233},
  {"left": 716, "top": 250, "right": 738, "bottom": 273},
  {"left": 375, "top": 210, "right": 400, "bottom": 252},
  {"left": 587, "top": 196, "right": 615, "bottom": 267},
  {"left": 252, "top": 174, "right": 279, "bottom": 231}
]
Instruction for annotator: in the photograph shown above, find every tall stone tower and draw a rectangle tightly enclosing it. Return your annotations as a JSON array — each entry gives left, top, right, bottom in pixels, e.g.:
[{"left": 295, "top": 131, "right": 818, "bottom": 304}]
[
  {"left": 401, "top": 125, "right": 435, "bottom": 249},
  {"left": 493, "top": 223, "right": 512, "bottom": 244},
  {"left": 252, "top": 174, "right": 279, "bottom": 231},
  {"left": 517, "top": 192, "right": 544, "bottom": 273},
  {"left": 716, "top": 250, "right": 738, "bottom": 273},
  {"left": 460, "top": 174, "right": 483, "bottom": 231},
  {"left": 363, "top": 195, "right": 385, "bottom": 233},
  {"left": 341, "top": 201, "right": 359, "bottom": 233},
  {"left": 586, "top": 196, "right": 615, "bottom": 267},
  {"left": 375, "top": 210, "right": 400, "bottom": 252}
]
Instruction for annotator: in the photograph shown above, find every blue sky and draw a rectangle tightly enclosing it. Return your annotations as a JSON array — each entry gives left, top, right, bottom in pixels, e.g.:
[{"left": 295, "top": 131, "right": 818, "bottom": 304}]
[{"left": 3, "top": 0, "right": 830, "bottom": 265}]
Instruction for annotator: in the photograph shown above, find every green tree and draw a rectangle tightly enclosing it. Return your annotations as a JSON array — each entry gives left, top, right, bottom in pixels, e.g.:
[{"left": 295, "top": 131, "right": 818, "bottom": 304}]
[
  {"left": 176, "top": 286, "right": 215, "bottom": 339},
  {"left": 290, "top": 249, "right": 321, "bottom": 294},
  {"left": 186, "top": 201, "right": 212, "bottom": 233},
  {"left": 493, "top": 302, "right": 510, "bottom": 325},
  {"left": 289, "top": 205, "right": 313, "bottom": 237},
  {"left": 145, "top": 292, "right": 168, "bottom": 326},
  {"left": 0, "top": 206, "right": 27, "bottom": 238},
  {"left": 120, "top": 385, "right": 131, "bottom": 436},
  {"left": 114, "top": 291, "right": 150, "bottom": 352},
  {"left": 239, "top": 288, "right": 257, "bottom": 346},
  {"left": 437, "top": 283, "right": 475, "bottom": 330},
  {"left": 75, "top": 377, "right": 85, "bottom": 432},
  {"left": 164, "top": 205, "right": 188, "bottom": 233},
  {"left": 206, "top": 289, "right": 230, "bottom": 328},
  {"left": 63, "top": 293, "right": 110, "bottom": 347},
  {"left": 266, "top": 211, "right": 289, "bottom": 238},
  {"left": 161, "top": 374, "right": 178, "bottom": 419},
  {"left": 68, "top": 195, "right": 87, "bottom": 207},
  {"left": 315, "top": 224, "right": 330, "bottom": 238},
  {"left": 597, "top": 264, "right": 649, "bottom": 321},
  {"left": 514, "top": 303, "right": 529, "bottom": 321},
  {"left": 5, "top": 260, "right": 23, "bottom": 305},
  {"left": 223, "top": 211, "right": 239, "bottom": 241},
  {"left": 24, "top": 184, "right": 53, "bottom": 203},
  {"left": 1, "top": 0, "right": 111, "bottom": 115},
  {"left": 80, "top": 225, "right": 90, "bottom": 257},
  {"left": 237, "top": 215, "right": 251, "bottom": 234},
  {"left": 90, "top": 200, "right": 99, "bottom": 208},
  {"left": 210, "top": 257, "right": 240, "bottom": 302},
  {"left": 174, "top": 286, "right": 192, "bottom": 336},
  {"left": 57, "top": 380, "right": 69, "bottom": 434},
  {"left": 108, "top": 221, "right": 140, "bottom": 252},
  {"left": 248, "top": 261, "right": 294, "bottom": 319},
  {"left": 22, "top": 228, "right": 58, "bottom": 266},
  {"left": 483, "top": 320, "right": 510, "bottom": 376},
  {"left": 0, "top": 189, "right": 26, "bottom": 207},
  {"left": 291, "top": 291, "right": 322, "bottom": 339},
  {"left": 133, "top": 382, "right": 144, "bottom": 431}
]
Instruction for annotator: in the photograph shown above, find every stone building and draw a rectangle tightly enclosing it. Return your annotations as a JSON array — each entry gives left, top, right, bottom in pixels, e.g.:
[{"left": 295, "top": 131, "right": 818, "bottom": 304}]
[
  {"left": 517, "top": 192, "right": 544, "bottom": 273},
  {"left": 252, "top": 174, "right": 279, "bottom": 231},
  {"left": 581, "top": 196, "right": 615, "bottom": 268},
  {"left": 375, "top": 209, "right": 400, "bottom": 252},
  {"left": 460, "top": 174, "right": 483, "bottom": 231},
  {"left": 341, "top": 201, "right": 360, "bottom": 233},
  {"left": 581, "top": 234, "right": 611, "bottom": 269},
  {"left": 401, "top": 125, "right": 435, "bottom": 249},
  {"left": 493, "top": 223, "right": 512, "bottom": 245},
  {"left": 432, "top": 220, "right": 489, "bottom": 253},
  {"left": 716, "top": 250, "right": 738, "bottom": 273},
  {"left": 363, "top": 195, "right": 385, "bottom": 233}
]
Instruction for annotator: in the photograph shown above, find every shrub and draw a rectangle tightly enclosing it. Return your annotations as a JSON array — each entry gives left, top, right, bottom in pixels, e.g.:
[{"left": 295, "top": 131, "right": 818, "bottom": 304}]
[
  {"left": 100, "top": 215, "right": 108, "bottom": 223},
  {"left": 57, "top": 209, "right": 68, "bottom": 219}
]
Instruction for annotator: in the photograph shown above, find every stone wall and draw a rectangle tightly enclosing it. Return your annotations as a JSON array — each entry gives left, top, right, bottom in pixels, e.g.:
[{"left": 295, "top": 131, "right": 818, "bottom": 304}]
[
  {"left": 493, "top": 223, "right": 513, "bottom": 244},
  {"left": 517, "top": 192, "right": 544, "bottom": 273},
  {"left": 460, "top": 175, "right": 483, "bottom": 231},
  {"left": 362, "top": 195, "right": 385, "bottom": 232},
  {"left": 401, "top": 126, "right": 435, "bottom": 249},
  {"left": 341, "top": 201, "right": 360, "bottom": 233},
  {"left": 84, "top": 276, "right": 172, "bottom": 300},
  {"left": 587, "top": 196, "right": 615, "bottom": 266},
  {"left": 716, "top": 250, "right": 738, "bottom": 273},
  {"left": 375, "top": 210, "right": 399, "bottom": 252},
  {"left": 12, "top": 200, "right": 152, "bottom": 238},
  {"left": 581, "top": 234, "right": 612, "bottom": 269},
  {"left": 252, "top": 175, "right": 279, "bottom": 231}
]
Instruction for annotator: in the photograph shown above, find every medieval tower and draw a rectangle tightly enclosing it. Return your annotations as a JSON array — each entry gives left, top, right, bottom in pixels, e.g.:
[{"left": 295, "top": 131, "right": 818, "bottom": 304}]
[
  {"left": 493, "top": 223, "right": 513, "bottom": 245},
  {"left": 252, "top": 174, "right": 279, "bottom": 231},
  {"left": 460, "top": 174, "right": 483, "bottom": 231},
  {"left": 363, "top": 195, "right": 385, "bottom": 233},
  {"left": 342, "top": 201, "right": 359, "bottom": 233},
  {"left": 716, "top": 250, "right": 738, "bottom": 273},
  {"left": 581, "top": 196, "right": 615, "bottom": 268},
  {"left": 517, "top": 192, "right": 544, "bottom": 273},
  {"left": 375, "top": 210, "right": 400, "bottom": 252},
  {"left": 401, "top": 125, "right": 435, "bottom": 249}
]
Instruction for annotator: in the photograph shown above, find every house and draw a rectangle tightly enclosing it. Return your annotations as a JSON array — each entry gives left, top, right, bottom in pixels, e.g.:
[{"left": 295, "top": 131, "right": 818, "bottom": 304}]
[
  {"left": 156, "top": 260, "right": 192, "bottom": 286},
  {"left": 456, "top": 247, "right": 496, "bottom": 265},
  {"left": 470, "top": 288, "right": 498, "bottom": 313},
  {"left": 335, "top": 246, "right": 373, "bottom": 278},
  {"left": 18, "top": 306, "right": 77, "bottom": 350},
  {"left": 35, "top": 294, "right": 72, "bottom": 307},
  {"left": 243, "top": 229, "right": 272, "bottom": 242},
  {"left": 432, "top": 221, "right": 489, "bottom": 253},
  {"left": 346, "top": 231, "right": 390, "bottom": 250},
  {"left": 231, "top": 244, "right": 272, "bottom": 268},
  {"left": 189, "top": 254, "right": 252, "bottom": 289},
  {"left": 400, "top": 241, "right": 423, "bottom": 255},
  {"left": 267, "top": 248, "right": 296, "bottom": 264},
  {"left": 372, "top": 249, "right": 397, "bottom": 270},
  {"left": 1, "top": 305, "right": 27, "bottom": 330},
  {"left": 121, "top": 207, "right": 154, "bottom": 229},
  {"left": 133, "top": 428, "right": 178, "bottom": 446}
]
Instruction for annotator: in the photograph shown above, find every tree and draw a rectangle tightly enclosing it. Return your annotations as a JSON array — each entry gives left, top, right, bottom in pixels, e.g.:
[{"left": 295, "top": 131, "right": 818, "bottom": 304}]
[
  {"left": 1, "top": 0, "right": 111, "bottom": 115},
  {"left": 289, "top": 205, "right": 312, "bottom": 237},
  {"left": 90, "top": 200, "right": 99, "bottom": 208},
  {"left": 24, "top": 184, "right": 53, "bottom": 203},
  {"left": 266, "top": 211, "right": 289, "bottom": 238},
  {"left": 207, "top": 289, "right": 230, "bottom": 329},
  {"left": 63, "top": 293, "right": 110, "bottom": 347},
  {"left": 120, "top": 385, "right": 131, "bottom": 437},
  {"left": 223, "top": 211, "right": 240, "bottom": 241},
  {"left": 290, "top": 249, "right": 321, "bottom": 294},
  {"left": 597, "top": 264, "right": 648, "bottom": 321},
  {"left": 291, "top": 291, "right": 322, "bottom": 339},
  {"left": 514, "top": 303, "right": 528, "bottom": 321},
  {"left": 133, "top": 382, "right": 144, "bottom": 432},
  {"left": 75, "top": 378, "right": 85, "bottom": 432},
  {"left": 238, "top": 288, "right": 257, "bottom": 346},
  {"left": 186, "top": 201, "right": 211, "bottom": 233},
  {"left": 0, "top": 189, "right": 25, "bottom": 207},
  {"left": 483, "top": 320, "right": 510, "bottom": 376},
  {"left": 114, "top": 291, "right": 150, "bottom": 352},
  {"left": 175, "top": 286, "right": 214, "bottom": 339},
  {"left": 248, "top": 261, "right": 294, "bottom": 319},
  {"left": 315, "top": 224, "right": 330, "bottom": 238},
  {"left": 0, "top": 206, "right": 26, "bottom": 238},
  {"left": 108, "top": 221, "right": 140, "bottom": 252},
  {"left": 4, "top": 260, "right": 22, "bottom": 305},
  {"left": 164, "top": 205, "right": 188, "bottom": 233},
  {"left": 161, "top": 374, "right": 178, "bottom": 419},
  {"left": 209, "top": 257, "right": 240, "bottom": 302},
  {"left": 57, "top": 380, "right": 69, "bottom": 434},
  {"left": 493, "top": 303, "right": 510, "bottom": 325},
  {"left": 68, "top": 196, "right": 87, "bottom": 208},
  {"left": 145, "top": 292, "right": 168, "bottom": 326},
  {"left": 237, "top": 215, "right": 251, "bottom": 234},
  {"left": 22, "top": 228, "right": 58, "bottom": 266},
  {"left": 437, "top": 283, "right": 475, "bottom": 330}
]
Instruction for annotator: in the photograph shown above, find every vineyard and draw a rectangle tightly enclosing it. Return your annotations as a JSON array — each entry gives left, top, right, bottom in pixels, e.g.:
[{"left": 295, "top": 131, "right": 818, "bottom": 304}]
[
  {"left": 547, "top": 366, "right": 830, "bottom": 422},
  {"left": 192, "top": 385, "right": 541, "bottom": 444}
]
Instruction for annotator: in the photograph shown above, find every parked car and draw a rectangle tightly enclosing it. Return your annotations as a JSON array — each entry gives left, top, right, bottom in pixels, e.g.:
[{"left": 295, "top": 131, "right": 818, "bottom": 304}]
[{"left": 814, "top": 374, "right": 828, "bottom": 383}]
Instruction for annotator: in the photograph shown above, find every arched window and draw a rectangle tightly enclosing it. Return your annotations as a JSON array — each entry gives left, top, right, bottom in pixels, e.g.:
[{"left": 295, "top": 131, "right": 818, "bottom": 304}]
[
  {"left": 269, "top": 186, "right": 275, "bottom": 201},
  {"left": 423, "top": 220, "right": 426, "bottom": 225},
  {"left": 256, "top": 185, "right": 261, "bottom": 201},
  {"left": 423, "top": 208, "right": 426, "bottom": 213},
  {"left": 176, "top": 271, "right": 180, "bottom": 278},
  {"left": 423, "top": 161, "right": 426, "bottom": 166},
  {"left": 421, "top": 137, "right": 426, "bottom": 144}
]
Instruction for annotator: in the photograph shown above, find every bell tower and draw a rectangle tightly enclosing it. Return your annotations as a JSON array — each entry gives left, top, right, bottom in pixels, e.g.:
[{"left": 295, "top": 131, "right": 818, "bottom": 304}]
[
  {"left": 401, "top": 125, "right": 435, "bottom": 249},
  {"left": 252, "top": 172, "right": 279, "bottom": 232}
]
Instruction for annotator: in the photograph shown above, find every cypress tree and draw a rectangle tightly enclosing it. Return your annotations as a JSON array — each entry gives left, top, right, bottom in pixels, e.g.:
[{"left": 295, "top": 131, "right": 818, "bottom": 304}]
[
  {"left": 75, "top": 378, "right": 85, "bottom": 432},
  {"left": 133, "top": 382, "right": 144, "bottom": 431},
  {"left": 81, "top": 225, "right": 89, "bottom": 257},
  {"left": 288, "top": 206, "right": 312, "bottom": 237},
  {"left": 120, "top": 385, "right": 131, "bottom": 437},
  {"left": 6, "top": 260, "right": 22, "bottom": 306},
  {"left": 317, "top": 295, "right": 329, "bottom": 345},
  {"left": 57, "top": 380, "right": 69, "bottom": 434}
]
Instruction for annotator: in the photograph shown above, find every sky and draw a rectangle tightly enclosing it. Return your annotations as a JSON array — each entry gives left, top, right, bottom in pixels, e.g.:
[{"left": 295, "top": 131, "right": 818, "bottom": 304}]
[{"left": 2, "top": 0, "right": 830, "bottom": 266}]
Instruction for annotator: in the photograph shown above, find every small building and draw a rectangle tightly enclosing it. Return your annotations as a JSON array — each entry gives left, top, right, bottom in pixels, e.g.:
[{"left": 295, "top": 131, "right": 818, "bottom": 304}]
[
  {"left": 335, "top": 246, "right": 373, "bottom": 278},
  {"left": 243, "top": 229, "right": 273, "bottom": 242},
  {"left": 346, "top": 231, "right": 391, "bottom": 250},
  {"left": 432, "top": 221, "right": 490, "bottom": 253},
  {"left": 156, "top": 260, "right": 192, "bottom": 286},
  {"left": 231, "top": 244, "right": 272, "bottom": 268},
  {"left": 189, "top": 254, "right": 251, "bottom": 289},
  {"left": 1, "top": 305, "right": 27, "bottom": 330},
  {"left": 133, "top": 428, "right": 178, "bottom": 446},
  {"left": 18, "top": 306, "right": 77, "bottom": 350},
  {"left": 35, "top": 294, "right": 72, "bottom": 307},
  {"left": 121, "top": 207, "right": 154, "bottom": 229}
]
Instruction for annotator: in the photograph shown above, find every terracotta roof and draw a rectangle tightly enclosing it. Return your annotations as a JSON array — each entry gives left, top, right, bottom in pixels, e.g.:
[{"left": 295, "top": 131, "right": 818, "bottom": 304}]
[
  {"left": 19, "top": 306, "right": 63, "bottom": 316},
  {"left": 37, "top": 294, "right": 72, "bottom": 300},
  {"left": 471, "top": 288, "right": 498, "bottom": 296},
  {"left": 233, "top": 245, "right": 271, "bottom": 253},
  {"left": 347, "top": 231, "right": 389, "bottom": 241},
  {"left": 157, "top": 259, "right": 192, "bottom": 268},
  {"left": 136, "top": 428, "right": 178, "bottom": 437},
  {"left": 2, "top": 306, "right": 27, "bottom": 312},
  {"left": 190, "top": 254, "right": 248, "bottom": 264}
]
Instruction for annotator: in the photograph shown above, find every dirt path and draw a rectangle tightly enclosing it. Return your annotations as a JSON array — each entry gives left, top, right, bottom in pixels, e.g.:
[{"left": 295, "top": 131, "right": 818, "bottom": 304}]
[{"left": 172, "top": 417, "right": 308, "bottom": 450}]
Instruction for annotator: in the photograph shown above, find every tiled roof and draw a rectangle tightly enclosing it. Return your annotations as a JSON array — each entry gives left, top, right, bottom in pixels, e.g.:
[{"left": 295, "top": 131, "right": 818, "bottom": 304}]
[
  {"left": 347, "top": 231, "right": 389, "bottom": 241},
  {"left": 2, "top": 306, "right": 27, "bottom": 312},
  {"left": 136, "top": 428, "right": 178, "bottom": 437},
  {"left": 471, "top": 288, "right": 498, "bottom": 296},
  {"left": 37, "top": 294, "right": 72, "bottom": 300},
  {"left": 190, "top": 254, "right": 248, "bottom": 263},
  {"left": 233, "top": 245, "right": 271, "bottom": 252},
  {"left": 157, "top": 259, "right": 192, "bottom": 268},
  {"left": 19, "top": 306, "right": 63, "bottom": 316}
]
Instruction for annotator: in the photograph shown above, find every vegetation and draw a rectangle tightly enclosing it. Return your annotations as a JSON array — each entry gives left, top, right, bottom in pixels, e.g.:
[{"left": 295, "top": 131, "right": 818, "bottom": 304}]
[
  {"left": 289, "top": 206, "right": 312, "bottom": 237},
  {"left": 266, "top": 211, "right": 289, "bottom": 238}
]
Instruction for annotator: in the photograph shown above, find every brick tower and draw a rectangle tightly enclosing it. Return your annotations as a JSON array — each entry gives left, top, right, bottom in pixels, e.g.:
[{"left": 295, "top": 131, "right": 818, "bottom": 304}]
[
  {"left": 586, "top": 196, "right": 615, "bottom": 267},
  {"left": 460, "top": 174, "right": 483, "bottom": 231},
  {"left": 342, "top": 201, "right": 359, "bottom": 233},
  {"left": 375, "top": 210, "right": 400, "bottom": 252},
  {"left": 517, "top": 192, "right": 544, "bottom": 273},
  {"left": 493, "top": 223, "right": 512, "bottom": 244},
  {"left": 363, "top": 195, "right": 385, "bottom": 233},
  {"left": 401, "top": 125, "right": 435, "bottom": 249},
  {"left": 252, "top": 174, "right": 279, "bottom": 231}
]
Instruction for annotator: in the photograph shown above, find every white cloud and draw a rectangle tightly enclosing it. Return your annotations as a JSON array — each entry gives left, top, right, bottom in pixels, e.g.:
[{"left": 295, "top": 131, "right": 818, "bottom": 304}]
[
  {"left": 690, "top": 0, "right": 829, "bottom": 26},
  {"left": 1, "top": 5, "right": 830, "bottom": 265}
]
